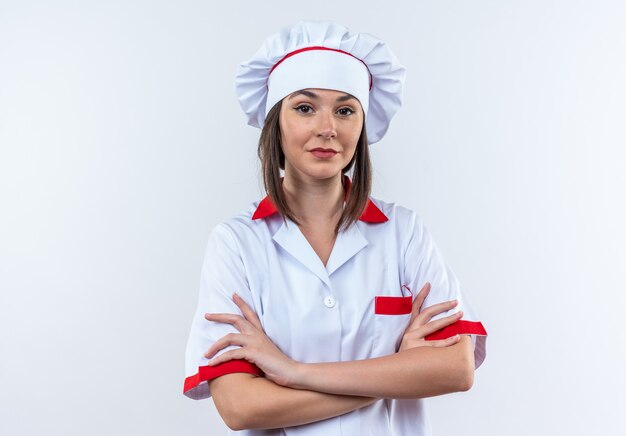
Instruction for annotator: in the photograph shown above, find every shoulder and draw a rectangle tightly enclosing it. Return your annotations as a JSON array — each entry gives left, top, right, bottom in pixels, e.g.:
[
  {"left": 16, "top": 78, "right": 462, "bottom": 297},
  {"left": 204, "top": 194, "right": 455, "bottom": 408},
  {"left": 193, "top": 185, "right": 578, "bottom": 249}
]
[
  {"left": 370, "top": 197, "right": 428, "bottom": 252},
  {"left": 367, "top": 195, "right": 424, "bottom": 231},
  {"left": 206, "top": 200, "right": 270, "bottom": 250}
]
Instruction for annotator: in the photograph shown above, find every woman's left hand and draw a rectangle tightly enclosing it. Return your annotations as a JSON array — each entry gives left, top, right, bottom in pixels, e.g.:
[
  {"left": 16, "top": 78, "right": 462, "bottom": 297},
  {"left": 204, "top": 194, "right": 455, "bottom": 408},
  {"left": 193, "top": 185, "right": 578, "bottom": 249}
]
[{"left": 203, "top": 293, "right": 300, "bottom": 387}]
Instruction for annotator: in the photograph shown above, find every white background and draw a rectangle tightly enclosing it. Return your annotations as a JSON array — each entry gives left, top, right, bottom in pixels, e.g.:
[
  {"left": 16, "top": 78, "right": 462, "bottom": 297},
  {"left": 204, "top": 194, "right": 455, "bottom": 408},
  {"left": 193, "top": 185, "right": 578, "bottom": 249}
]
[{"left": 1, "top": 1, "right": 624, "bottom": 435}]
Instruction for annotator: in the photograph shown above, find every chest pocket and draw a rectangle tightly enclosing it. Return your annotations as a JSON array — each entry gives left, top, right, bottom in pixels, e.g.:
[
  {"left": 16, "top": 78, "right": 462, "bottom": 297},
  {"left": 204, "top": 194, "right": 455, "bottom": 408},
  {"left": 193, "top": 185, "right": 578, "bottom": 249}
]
[{"left": 372, "top": 294, "right": 412, "bottom": 355}]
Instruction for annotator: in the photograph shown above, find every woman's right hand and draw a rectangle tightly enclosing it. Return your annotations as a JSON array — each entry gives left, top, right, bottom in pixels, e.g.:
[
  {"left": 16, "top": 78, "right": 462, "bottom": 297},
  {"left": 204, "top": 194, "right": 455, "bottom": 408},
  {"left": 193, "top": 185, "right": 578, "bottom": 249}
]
[{"left": 398, "top": 282, "right": 464, "bottom": 352}]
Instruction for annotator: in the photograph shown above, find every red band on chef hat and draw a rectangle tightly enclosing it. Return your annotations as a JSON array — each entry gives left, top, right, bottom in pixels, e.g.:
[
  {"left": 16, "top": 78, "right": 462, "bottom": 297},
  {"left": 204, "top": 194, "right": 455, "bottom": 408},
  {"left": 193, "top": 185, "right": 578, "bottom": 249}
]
[{"left": 268, "top": 46, "right": 373, "bottom": 90}]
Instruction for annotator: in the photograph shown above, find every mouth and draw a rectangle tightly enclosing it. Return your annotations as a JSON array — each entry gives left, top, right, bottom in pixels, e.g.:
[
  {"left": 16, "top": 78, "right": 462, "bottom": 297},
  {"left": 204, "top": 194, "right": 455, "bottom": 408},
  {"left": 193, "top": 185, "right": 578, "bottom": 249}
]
[{"left": 310, "top": 148, "right": 338, "bottom": 159}]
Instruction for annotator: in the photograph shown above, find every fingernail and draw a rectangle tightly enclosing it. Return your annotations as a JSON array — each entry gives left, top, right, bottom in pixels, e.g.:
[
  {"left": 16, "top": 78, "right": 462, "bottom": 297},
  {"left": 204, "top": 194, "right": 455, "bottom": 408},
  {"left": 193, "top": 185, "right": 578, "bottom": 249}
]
[{"left": 232, "top": 292, "right": 239, "bottom": 300}]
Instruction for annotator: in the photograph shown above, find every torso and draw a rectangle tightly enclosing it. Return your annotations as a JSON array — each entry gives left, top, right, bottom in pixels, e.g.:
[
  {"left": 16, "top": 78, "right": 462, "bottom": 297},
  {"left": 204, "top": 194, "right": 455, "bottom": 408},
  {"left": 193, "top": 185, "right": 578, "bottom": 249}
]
[
  {"left": 241, "top": 199, "right": 423, "bottom": 434},
  {"left": 184, "top": 196, "right": 446, "bottom": 434}
]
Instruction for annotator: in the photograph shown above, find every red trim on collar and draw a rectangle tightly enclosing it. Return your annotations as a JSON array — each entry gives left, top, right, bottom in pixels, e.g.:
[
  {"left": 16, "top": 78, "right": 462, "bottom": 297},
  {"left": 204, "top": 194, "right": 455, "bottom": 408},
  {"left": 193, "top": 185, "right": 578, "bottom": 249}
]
[{"left": 251, "top": 175, "right": 388, "bottom": 223}]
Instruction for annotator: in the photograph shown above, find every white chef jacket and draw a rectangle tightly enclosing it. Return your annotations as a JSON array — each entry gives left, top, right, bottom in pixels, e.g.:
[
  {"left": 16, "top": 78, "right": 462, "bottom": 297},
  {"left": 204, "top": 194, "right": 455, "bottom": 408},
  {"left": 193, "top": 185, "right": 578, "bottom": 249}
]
[{"left": 183, "top": 175, "right": 488, "bottom": 435}]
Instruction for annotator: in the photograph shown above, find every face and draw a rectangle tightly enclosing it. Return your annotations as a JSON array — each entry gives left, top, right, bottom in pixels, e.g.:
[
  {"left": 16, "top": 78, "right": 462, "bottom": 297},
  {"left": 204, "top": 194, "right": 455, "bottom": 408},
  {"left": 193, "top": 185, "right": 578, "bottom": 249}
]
[{"left": 279, "top": 88, "right": 364, "bottom": 182}]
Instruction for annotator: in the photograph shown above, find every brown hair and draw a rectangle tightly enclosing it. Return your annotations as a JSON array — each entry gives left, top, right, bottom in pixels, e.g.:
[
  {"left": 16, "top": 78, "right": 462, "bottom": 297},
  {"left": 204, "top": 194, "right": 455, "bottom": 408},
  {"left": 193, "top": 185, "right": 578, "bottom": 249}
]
[{"left": 257, "top": 98, "right": 372, "bottom": 235}]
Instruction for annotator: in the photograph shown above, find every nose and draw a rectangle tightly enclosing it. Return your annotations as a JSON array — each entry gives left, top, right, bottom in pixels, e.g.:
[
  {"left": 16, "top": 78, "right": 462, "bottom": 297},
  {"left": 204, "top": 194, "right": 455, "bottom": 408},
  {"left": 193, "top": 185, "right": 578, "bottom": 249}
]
[{"left": 317, "top": 110, "right": 337, "bottom": 140}]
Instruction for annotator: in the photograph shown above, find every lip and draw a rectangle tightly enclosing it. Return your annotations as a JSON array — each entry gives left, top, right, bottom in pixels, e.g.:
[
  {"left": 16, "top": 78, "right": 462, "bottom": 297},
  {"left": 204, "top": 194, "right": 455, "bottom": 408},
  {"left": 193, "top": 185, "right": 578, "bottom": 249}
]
[
  {"left": 310, "top": 148, "right": 338, "bottom": 159},
  {"left": 310, "top": 148, "right": 338, "bottom": 152}
]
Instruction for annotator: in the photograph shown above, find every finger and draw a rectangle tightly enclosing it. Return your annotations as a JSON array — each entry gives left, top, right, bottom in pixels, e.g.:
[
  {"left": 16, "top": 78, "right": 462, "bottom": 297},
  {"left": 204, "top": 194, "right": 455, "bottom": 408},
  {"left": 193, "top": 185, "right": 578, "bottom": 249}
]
[
  {"left": 405, "top": 307, "right": 463, "bottom": 337},
  {"left": 414, "top": 299, "right": 459, "bottom": 325},
  {"left": 427, "top": 335, "right": 460, "bottom": 347},
  {"left": 206, "top": 348, "right": 246, "bottom": 366},
  {"left": 232, "top": 293, "right": 264, "bottom": 331},
  {"left": 204, "top": 333, "right": 250, "bottom": 359},
  {"left": 407, "top": 299, "right": 458, "bottom": 331},
  {"left": 409, "top": 282, "right": 430, "bottom": 325},
  {"left": 204, "top": 312, "right": 254, "bottom": 334},
  {"left": 413, "top": 282, "right": 431, "bottom": 309},
  {"left": 416, "top": 310, "right": 464, "bottom": 337}
]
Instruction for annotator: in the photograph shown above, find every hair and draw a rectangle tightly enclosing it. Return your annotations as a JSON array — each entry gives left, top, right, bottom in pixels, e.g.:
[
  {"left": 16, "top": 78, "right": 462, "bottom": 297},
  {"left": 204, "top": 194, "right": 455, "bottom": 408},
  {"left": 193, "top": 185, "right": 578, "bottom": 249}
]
[{"left": 257, "top": 98, "right": 372, "bottom": 235}]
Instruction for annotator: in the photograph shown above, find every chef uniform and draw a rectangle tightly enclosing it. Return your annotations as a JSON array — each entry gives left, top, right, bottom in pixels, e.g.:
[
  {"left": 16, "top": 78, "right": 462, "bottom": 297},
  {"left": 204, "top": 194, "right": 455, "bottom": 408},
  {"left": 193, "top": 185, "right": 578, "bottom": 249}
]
[{"left": 184, "top": 20, "right": 488, "bottom": 435}]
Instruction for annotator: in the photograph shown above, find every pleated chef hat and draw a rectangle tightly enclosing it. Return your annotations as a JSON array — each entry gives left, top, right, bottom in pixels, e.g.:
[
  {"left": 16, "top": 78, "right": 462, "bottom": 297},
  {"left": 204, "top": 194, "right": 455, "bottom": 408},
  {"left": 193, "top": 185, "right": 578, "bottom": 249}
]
[{"left": 234, "top": 20, "right": 406, "bottom": 145}]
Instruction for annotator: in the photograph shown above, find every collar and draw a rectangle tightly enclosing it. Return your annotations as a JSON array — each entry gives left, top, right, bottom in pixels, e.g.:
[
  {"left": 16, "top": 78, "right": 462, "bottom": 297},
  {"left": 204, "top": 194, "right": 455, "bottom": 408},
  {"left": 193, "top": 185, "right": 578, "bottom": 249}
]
[{"left": 252, "top": 174, "right": 388, "bottom": 223}]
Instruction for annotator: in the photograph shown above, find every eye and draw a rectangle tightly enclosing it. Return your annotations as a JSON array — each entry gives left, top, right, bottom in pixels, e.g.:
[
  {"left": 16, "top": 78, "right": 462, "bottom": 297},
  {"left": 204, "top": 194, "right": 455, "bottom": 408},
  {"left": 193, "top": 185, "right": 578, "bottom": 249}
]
[
  {"left": 295, "top": 104, "right": 313, "bottom": 114},
  {"left": 337, "top": 107, "right": 355, "bottom": 116}
]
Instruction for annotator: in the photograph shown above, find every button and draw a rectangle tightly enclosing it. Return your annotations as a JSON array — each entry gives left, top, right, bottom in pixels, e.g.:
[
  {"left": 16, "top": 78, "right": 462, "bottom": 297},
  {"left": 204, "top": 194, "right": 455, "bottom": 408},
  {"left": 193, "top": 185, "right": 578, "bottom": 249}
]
[{"left": 323, "top": 295, "right": 336, "bottom": 308}]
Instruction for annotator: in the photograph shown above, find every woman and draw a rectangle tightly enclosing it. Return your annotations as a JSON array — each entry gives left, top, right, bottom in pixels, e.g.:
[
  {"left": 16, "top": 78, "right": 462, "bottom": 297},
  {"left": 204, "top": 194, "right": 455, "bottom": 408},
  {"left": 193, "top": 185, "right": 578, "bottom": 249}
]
[{"left": 184, "top": 20, "right": 488, "bottom": 435}]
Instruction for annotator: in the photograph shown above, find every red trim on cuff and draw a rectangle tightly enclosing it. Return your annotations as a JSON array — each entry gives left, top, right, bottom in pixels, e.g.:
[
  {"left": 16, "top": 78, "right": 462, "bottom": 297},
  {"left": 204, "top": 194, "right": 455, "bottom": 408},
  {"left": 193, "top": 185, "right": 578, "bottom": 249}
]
[
  {"left": 183, "top": 359, "right": 264, "bottom": 394},
  {"left": 425, "top": 320, "right": 488, "bottom": 341}
]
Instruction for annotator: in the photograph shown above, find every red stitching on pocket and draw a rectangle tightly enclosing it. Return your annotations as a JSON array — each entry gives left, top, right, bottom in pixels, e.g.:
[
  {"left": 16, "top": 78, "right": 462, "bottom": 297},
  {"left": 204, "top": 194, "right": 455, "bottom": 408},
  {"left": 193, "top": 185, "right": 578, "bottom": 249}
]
[{"left": 374, "top": 296, "right": 412, "bottom": 315}]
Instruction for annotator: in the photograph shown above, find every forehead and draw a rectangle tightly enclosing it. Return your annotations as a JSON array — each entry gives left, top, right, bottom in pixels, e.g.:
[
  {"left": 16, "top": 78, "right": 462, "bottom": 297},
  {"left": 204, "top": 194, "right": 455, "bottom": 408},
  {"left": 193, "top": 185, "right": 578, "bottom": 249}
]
[{"left": 287, "top": 88, "right": 357, "bottom": 102}]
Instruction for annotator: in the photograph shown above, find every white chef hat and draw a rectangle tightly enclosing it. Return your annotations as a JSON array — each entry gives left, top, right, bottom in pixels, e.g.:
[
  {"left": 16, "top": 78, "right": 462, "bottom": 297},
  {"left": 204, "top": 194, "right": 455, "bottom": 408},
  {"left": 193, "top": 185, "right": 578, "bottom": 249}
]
[{"left": 234, "top": 20, "right": 406, "bottom": 145}]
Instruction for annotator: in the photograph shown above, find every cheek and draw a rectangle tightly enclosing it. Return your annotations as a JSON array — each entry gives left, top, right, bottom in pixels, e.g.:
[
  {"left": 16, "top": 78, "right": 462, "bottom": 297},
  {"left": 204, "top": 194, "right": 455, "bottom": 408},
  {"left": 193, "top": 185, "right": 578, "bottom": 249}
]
[
  {"left": 347, "top": 122, "right": 363, "bottom": 145},
  {"left": 281, "top": 119, "right": 311, "bottom": 147},
  {"left": 280, "top": 130, "right": 303, "bottom": 161},
  {"left": 279, "top": 116, "right": 294, "bottom": 153},
  {"left": 351, "top": 128, "right": 362, "bottom": 143}
]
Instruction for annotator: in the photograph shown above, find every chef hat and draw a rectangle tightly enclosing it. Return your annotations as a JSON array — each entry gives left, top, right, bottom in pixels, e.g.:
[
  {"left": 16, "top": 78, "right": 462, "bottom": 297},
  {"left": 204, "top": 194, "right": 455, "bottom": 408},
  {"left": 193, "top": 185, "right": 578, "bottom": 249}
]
[{"left": 234, "top": 20, "right": 406, "bottom": 145}]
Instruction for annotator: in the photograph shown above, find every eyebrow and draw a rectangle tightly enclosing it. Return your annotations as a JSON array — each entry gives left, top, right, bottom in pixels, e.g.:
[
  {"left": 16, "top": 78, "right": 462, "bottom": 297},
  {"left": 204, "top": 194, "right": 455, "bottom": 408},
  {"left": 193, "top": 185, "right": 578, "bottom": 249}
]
[{"left": 288, "top": 90, "right": 356, "bottom": 103}]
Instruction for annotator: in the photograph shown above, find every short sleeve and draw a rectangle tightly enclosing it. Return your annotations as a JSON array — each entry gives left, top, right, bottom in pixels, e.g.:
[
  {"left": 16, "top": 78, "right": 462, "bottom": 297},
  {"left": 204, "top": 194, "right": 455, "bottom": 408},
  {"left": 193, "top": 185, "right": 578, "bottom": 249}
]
[
  {"left": 402, "top": 212, "right": 488, "bottom": 369},
  {"left": 183, "top": 223, "right": 264, "bottom": 400}
]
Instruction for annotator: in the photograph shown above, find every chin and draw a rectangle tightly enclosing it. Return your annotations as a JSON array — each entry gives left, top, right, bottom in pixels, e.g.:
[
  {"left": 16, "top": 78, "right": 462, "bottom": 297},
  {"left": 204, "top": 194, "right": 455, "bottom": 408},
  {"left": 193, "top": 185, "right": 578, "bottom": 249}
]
[
  {"left": 299, "top": 167, "right": 343, "bottom": 181},
  {"left": 285, "top": 157, "right": 346, "bottom": 181}
]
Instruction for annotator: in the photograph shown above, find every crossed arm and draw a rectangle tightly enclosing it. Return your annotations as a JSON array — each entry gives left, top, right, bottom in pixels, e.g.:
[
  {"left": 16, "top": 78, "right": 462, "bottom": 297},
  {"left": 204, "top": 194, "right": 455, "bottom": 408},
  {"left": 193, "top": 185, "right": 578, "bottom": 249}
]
[
  {"left": 210, "top": 373, "right": 374, "bottom": 431},
  {"left": 207, "top": 285, "right": 475, "bottom": 430},
  {"left": 210, "top": 335, "right": 474, "bottom": 431}
]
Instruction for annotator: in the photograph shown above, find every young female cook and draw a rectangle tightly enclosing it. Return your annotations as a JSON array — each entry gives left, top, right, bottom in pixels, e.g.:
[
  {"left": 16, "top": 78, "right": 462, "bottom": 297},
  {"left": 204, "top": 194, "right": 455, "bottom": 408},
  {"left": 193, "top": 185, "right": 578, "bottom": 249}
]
[{"left": 184, "top": 20, "right": 488, "bottom": 435}]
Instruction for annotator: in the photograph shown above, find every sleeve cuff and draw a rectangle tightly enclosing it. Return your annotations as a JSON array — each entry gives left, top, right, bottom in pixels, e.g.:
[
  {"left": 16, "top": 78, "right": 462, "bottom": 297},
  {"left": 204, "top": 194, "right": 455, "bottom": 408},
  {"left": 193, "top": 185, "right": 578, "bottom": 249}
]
[
  {"left": 183, "top": 359, "right": 264, "bottom": 400},
  {"left": 425, "top": 320, "right": 488, "bottom": 369},
  {"left": 424, "top": 320, "right": 487, "bottom": 341}
]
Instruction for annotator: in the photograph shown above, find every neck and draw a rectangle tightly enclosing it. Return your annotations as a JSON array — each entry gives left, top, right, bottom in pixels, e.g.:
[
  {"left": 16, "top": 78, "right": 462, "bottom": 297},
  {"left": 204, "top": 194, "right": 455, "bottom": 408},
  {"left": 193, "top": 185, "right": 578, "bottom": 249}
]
[{"left": 282, "top": 172, "right": 345, "bottom": 227}]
